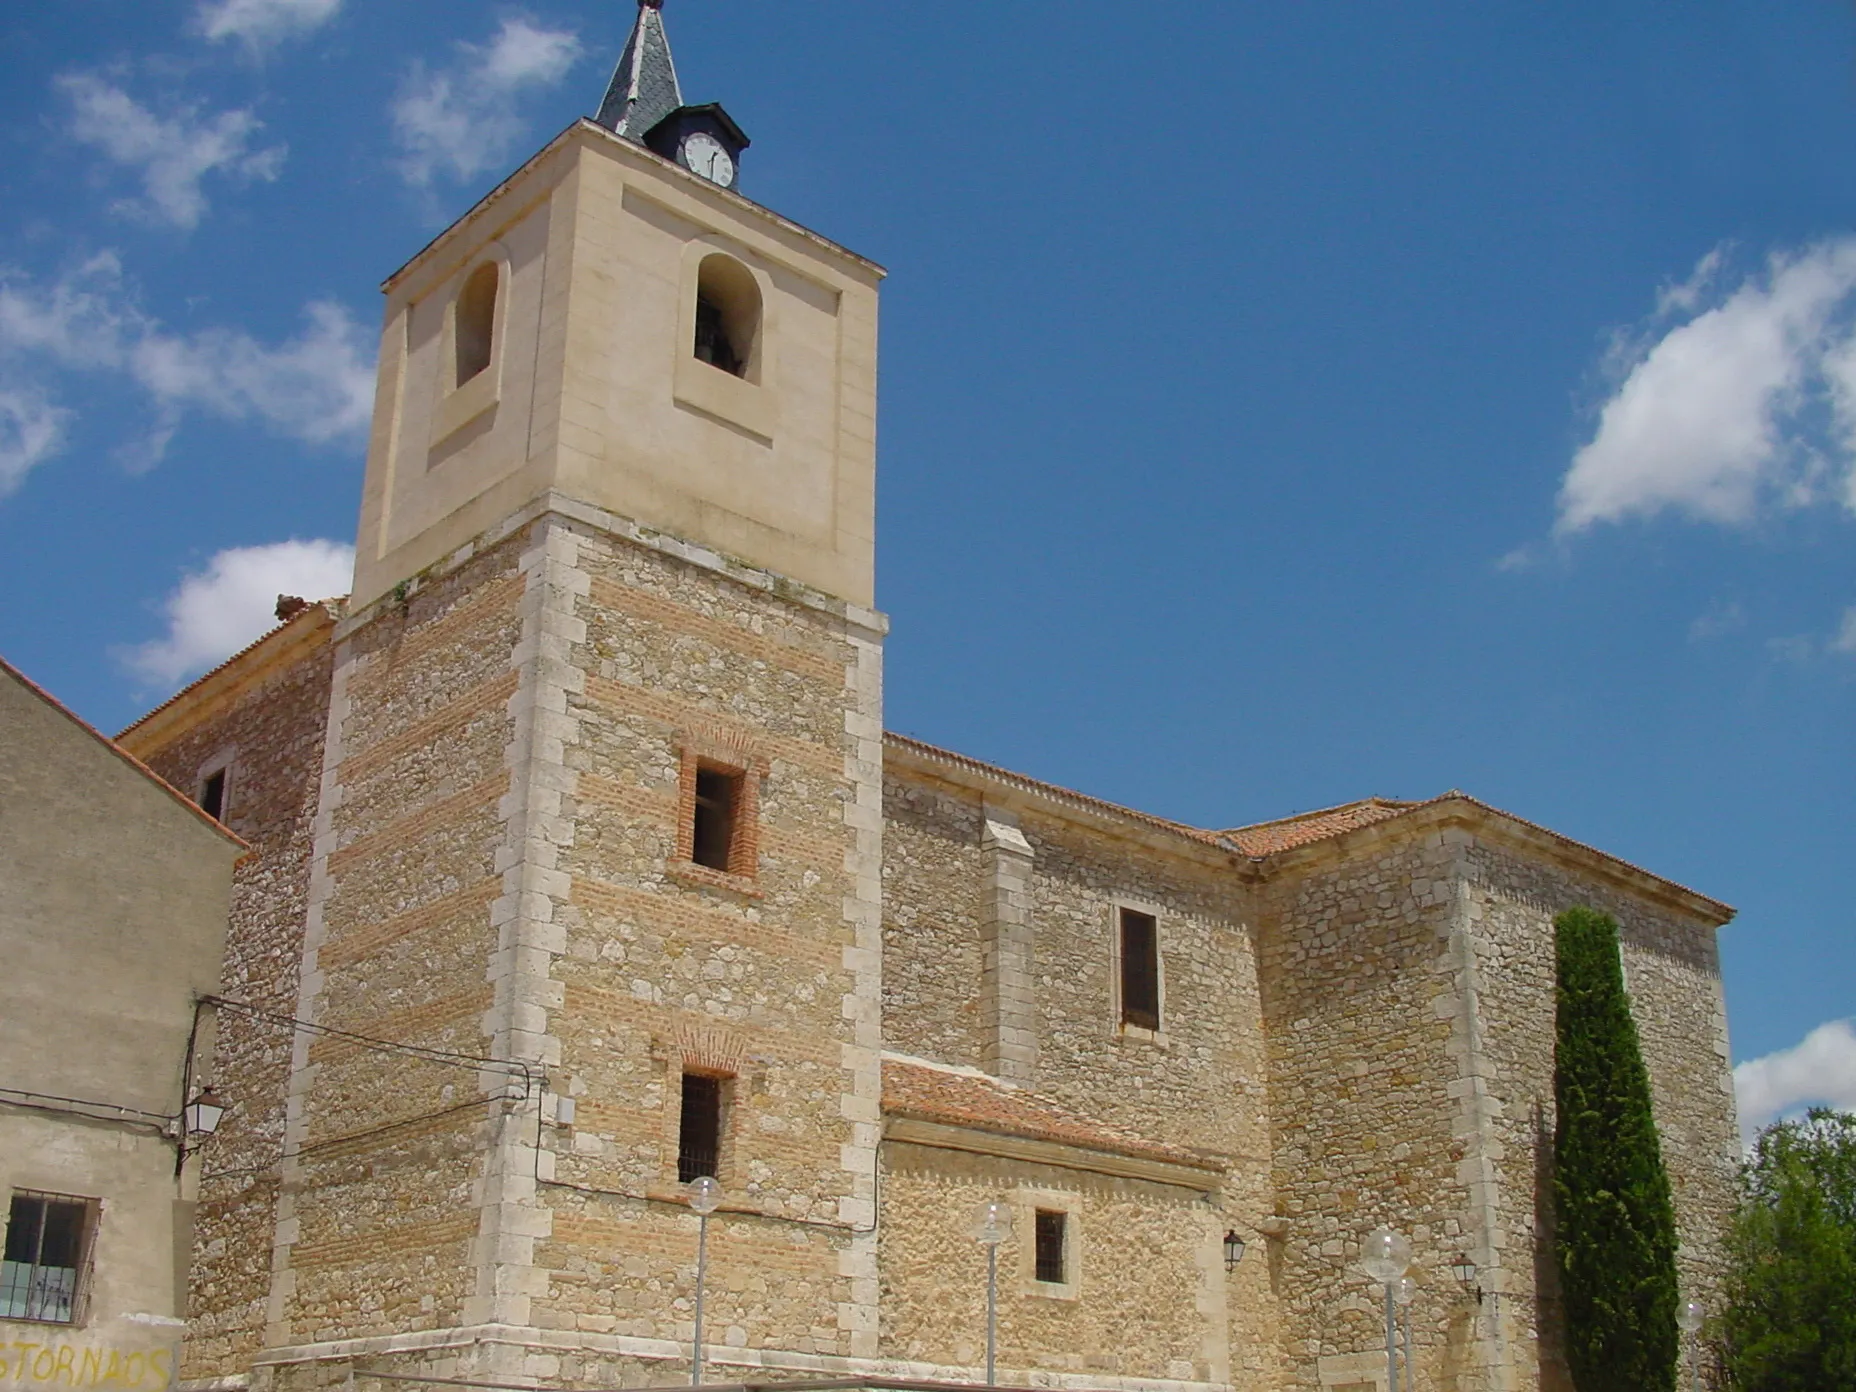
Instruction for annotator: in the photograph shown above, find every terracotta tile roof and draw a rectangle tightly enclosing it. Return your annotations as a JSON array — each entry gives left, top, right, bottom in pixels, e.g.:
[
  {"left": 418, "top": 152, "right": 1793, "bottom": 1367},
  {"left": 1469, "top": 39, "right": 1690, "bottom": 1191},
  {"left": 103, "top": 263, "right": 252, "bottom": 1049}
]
[
  {"left": 1, "top": 655, "right": 248, "bottom": 850},
  {"left": 1222, "top": 798, "right": 1422, "bottom": 856},
  {"left": 881, "top": 1058, "right": 1215, "bottom": 1169}
]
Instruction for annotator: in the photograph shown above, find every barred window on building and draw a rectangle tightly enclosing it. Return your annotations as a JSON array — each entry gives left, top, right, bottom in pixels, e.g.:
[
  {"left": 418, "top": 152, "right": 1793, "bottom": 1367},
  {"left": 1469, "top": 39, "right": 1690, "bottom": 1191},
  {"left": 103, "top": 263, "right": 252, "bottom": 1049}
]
[
  {"left": 677, "top": 1073, "right": 727, "bottom": 1184},
  {"left": 2, "top": 1192, "right": 95, "bottom": 1324}
]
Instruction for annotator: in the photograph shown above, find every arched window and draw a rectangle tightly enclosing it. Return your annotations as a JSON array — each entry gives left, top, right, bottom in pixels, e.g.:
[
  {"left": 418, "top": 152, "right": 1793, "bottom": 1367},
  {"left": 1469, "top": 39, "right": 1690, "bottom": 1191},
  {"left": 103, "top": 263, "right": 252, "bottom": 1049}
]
[
  {"left": 455, "top": 262, "right": 499, "bottom": 387},
  {"left": 693, "top": 254, "right": 760, "bottom": 381}
]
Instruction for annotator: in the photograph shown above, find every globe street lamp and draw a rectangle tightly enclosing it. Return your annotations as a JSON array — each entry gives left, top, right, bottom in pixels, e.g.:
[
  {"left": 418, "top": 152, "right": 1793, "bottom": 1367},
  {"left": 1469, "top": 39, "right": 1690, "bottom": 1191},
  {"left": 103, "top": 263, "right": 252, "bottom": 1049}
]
[
  {"left": 970, "top": 1200, "right": 1012, "bottom": 1385},
  {"left": 1393, "top": 1276, "right": 1417, "bottom": 1392},
  {"left": 686, "top": 1176, "right": 722, "bottom": 1386},
  {"left": 1361, "top": 1228, "right": 1413, "bottom": 1392},
  {"left": 1677, "top": 1299, "right": 1705, "bottom": 1392}
]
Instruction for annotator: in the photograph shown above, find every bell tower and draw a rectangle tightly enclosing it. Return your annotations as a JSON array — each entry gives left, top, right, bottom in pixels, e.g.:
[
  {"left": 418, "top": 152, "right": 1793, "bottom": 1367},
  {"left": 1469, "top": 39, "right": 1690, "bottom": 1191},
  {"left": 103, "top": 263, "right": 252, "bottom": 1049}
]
[
  {"left": 261, "top": 4, "right": 887, "bottom": 1386},
  {"left": 351, "top": 1, "right": 878, "bottom": 612}
]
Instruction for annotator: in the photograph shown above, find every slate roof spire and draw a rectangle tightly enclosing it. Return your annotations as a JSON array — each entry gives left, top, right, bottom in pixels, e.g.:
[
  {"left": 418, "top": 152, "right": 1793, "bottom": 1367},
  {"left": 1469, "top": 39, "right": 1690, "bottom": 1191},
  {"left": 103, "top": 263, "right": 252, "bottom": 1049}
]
[{"left": 596, "top": 0, "right": 684, "bottom": 141}]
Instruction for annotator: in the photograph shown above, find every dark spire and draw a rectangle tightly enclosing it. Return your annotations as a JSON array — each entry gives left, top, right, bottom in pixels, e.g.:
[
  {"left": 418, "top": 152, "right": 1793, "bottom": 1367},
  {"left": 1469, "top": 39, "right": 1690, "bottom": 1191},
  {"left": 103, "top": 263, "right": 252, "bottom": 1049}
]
[{"left": 595, "top": 0, "right": 683, "bottom": 141}]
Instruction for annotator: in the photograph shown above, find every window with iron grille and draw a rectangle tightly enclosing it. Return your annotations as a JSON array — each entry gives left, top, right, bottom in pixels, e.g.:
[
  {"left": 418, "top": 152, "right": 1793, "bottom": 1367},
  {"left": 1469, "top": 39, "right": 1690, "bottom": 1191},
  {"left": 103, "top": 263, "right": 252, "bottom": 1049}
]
[
  {"left": 677, "top": 1073, "right": 724, "bottom": 1184},
  {"left": 2, "top": 1193, "right": 94, "bottom": 1324},
  {"left": 691, "top": 766, "right": 742, "bottom": 873},
  {"left": 1119, "top": 907, "right": 1161, "bottom": 1031},
  {"left": 1034, "top": 1209, "right": 1067, "bottom": 1285}
]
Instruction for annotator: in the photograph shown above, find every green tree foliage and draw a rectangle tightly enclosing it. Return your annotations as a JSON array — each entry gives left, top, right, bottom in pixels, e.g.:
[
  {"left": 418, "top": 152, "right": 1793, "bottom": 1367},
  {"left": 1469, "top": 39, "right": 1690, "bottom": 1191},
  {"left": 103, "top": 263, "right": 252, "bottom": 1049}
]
[
  {"left": 1553, "top": 905, "right": 1680, "bottom": 1392},
  {"left": 1722, "top": 1108, "right": 1856, "bottom": 1390}
]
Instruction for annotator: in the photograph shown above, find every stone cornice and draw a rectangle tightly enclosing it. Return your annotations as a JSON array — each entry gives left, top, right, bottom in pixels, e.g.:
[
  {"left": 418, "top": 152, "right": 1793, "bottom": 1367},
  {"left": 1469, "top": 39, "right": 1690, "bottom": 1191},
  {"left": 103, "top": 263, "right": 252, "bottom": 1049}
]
[{"left": 882, "top": 736, "right": 1247, "bottom": 877}]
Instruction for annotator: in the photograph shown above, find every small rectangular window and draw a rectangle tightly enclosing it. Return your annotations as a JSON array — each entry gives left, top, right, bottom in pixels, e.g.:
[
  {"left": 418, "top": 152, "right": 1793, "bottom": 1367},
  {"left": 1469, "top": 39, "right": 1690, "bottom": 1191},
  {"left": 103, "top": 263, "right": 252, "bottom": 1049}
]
[
  {"left": 2, "top": 1193, "right": 92, "bottom": 1324},
  {"left": 1034, "top": 1209, "right": 1067, "bottom": 1285},
  {"left": 198, "top": 769, "right": 227, "bottom": 823},
  {"left": 691, "top": 767, "right": 741, "bottom": 873},
  {"left": 1119, "top": 908, "right": 1160, "bottom": 1031},
  {"left": 677, "top": 1073, "right": 724, "bottom": 1184}
]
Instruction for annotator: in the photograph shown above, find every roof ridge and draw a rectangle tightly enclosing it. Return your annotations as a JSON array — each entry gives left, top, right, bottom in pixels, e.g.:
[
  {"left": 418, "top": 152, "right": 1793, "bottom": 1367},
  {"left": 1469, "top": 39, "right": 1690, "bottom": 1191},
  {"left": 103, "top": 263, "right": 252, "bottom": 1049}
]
[{"left": 1221, "top": 795, "right": 1422, "bottom": 836}]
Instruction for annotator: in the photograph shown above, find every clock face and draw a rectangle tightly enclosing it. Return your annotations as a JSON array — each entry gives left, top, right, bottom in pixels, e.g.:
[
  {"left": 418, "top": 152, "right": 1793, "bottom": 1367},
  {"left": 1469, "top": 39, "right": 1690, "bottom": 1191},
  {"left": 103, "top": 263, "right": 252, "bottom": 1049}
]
[{"left": 682, "top": 132, "right": 735, "bottom": 187}]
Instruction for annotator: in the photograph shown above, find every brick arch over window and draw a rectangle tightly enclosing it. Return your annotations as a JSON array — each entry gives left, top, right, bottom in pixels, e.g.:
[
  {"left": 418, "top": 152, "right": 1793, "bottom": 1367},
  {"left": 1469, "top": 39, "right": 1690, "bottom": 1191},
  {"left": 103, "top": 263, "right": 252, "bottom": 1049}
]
[{"left": 693, "top": 252, "right": 761, "bottom": 381}]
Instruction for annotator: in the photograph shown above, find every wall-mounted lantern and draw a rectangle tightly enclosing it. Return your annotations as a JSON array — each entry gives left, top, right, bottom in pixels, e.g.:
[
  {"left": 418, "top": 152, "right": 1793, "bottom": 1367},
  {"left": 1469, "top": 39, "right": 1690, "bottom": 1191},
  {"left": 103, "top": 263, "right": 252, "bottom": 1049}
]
[
  {"left": 1451, "top": 1253, "right": 1484, "bottom": 1304},
  {"left": 1223, "top": 1230, "right": 1248, "bottom": 1272},
  {"left": 183, "top": 1087, "right": 227, "bottom": 1138}
]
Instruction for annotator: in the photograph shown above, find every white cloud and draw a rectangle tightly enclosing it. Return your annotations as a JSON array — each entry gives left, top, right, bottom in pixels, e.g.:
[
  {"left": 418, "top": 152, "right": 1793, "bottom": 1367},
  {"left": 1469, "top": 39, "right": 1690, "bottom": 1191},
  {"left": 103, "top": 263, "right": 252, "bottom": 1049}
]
[
  {"left": 0, "top": 254, "right": 374, "bottom": 470},
  {"left": 1831, "top": 607, "right": 1856, "bottom": 655},
  {"left": 0, "top": 387, "right": 70, "bottom": 497},
  {"left": 122, "top": 540, "right": 355, "bottom": 686},
  {"left": 1734, "top": 1019, "right": 1856, "bottom": 1144},
  {"left": 1558, "top": 240, "right": 1856, "bottom": 534},
  {"left": 197, "top": 0, "right": 342, "bottom": 49},
  {"left": 393, "top": 17, "right": 581, "bottom": 188},
  {"left": 56, "top": 73, "right": 285, "bottom": 230}
]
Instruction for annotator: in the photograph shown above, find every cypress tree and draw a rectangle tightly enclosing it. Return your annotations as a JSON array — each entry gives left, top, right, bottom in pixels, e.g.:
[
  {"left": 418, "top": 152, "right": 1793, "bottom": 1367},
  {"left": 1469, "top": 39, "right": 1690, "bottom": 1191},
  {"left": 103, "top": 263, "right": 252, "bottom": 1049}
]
[{"left": 1553, "top": 905, "right": 1681, "bottom": 1392}]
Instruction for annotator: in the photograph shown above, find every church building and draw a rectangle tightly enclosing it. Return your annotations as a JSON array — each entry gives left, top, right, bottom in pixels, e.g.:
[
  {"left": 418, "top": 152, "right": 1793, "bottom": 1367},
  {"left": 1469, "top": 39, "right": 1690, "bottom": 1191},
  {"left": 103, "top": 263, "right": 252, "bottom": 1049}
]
[{"left": 115, "top": 6, "right": 1740, "bottom": 1390}]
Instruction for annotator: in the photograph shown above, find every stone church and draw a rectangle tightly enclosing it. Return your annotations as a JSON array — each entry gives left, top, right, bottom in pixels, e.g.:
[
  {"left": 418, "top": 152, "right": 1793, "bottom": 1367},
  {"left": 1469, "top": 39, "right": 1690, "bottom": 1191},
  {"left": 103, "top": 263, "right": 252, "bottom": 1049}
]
[{"left": 116, "top": 6, "right": 1740, "bottom": 1391}]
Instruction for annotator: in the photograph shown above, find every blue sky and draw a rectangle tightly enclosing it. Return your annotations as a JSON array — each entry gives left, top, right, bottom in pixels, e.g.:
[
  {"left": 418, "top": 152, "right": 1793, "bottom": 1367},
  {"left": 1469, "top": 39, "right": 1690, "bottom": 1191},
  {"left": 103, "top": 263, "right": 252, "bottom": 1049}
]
[{"left": 2, "top": 1, "right": 1851, "bottom": 1132}]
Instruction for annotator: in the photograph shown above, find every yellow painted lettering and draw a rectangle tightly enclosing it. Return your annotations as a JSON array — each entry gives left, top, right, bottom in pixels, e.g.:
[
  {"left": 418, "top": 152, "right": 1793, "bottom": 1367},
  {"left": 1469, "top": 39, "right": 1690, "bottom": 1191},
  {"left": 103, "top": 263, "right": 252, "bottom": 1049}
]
[
  {"left": 78, "top": 1351, "right": 99, "bottom": 1390},
  {"left": 144, "top": 1352, "right": 170, "bottom": 1392},
  {"left": 119, "top": 1358, "right": 141, "bottom": 1391},
  {"left": 52, "top": 1348, "right": 75, "bottom": 1386},
  {"left": 31, "top": 1350, "right": 55, "bottom": 1383},
  {"left": 12, "top": 1346, "right": 41, "bottom": 1384},
  {"left": 98, "top": 1352, "right": 121, "bottom": 1388}
]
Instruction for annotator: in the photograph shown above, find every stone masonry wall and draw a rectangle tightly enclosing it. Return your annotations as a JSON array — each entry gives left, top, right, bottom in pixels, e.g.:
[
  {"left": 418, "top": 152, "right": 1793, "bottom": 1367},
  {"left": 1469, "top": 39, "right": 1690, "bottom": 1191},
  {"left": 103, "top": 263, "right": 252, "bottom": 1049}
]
[
  {"left": 1463, "top": 837, "right": 1737, "bottom": 1392},
  {"left": 881, "top": 778, "right": 989, "bottom": 1070},
  {"left": 269, "top": 532, "right": 529, "bottom": 1348},
  {"left": 879, "top": 1144, "right": 1221, "bottom": 1387},
  {"left": 1256, "top": 832, "right": 1483, "bottom": 1392},
  {"left": 531, "top": 516, "right": 883, "bottom": 1372},
  {"left": 1256, "top": 820, "right": 1737, "bottom": 1392},
  {"left": 879, "top": 769, "right": 1284, "bottom": 1391},
  {"left": 124, "top": 623, "right": 334, "bottom": 1380}
]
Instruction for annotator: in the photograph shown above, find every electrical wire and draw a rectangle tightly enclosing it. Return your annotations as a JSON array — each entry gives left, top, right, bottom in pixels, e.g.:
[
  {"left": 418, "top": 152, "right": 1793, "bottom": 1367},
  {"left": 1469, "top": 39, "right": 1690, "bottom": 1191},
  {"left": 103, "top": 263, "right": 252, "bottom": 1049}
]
[
  {"left": 206, "top": 996, "right": 543, "bottom": 1085},
  {"left": 0, "top": 1087, "right": 174, "bottom": 1133},
  {"left": 200, "top": 1097, "right": 515, "bottom": 1184}
]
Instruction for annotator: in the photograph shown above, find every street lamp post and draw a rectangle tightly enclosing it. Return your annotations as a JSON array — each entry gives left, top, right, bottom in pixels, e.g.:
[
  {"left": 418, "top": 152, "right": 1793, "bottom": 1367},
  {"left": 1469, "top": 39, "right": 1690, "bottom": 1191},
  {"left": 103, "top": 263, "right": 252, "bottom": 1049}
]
[
  {"left": 1361, "top": 1228, "right": 1413, "bottom": 1392},
  {"left": 686, "top": 1176, "right": 722, "bottom": 1386},
  {"left": 970, "top": 1200, "right": 1012, "bottom": 1386},
  {"left": 1394, "top": 1276, "right": 1417, "bottom": 1392},
  {"left": 1677, "top": 1299, "right": 1705, "bottom": 1392}
]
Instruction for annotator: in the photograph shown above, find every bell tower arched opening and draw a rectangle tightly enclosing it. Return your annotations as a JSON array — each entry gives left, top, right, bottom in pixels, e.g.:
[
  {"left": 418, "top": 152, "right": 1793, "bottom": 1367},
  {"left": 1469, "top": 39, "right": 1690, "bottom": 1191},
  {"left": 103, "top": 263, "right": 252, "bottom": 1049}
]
[
  {"left": 454, "top": 262, "right": 499, "bottom": 387},
  {"left": 693, "top": 253, "right": 760, "bottom": 381}
]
